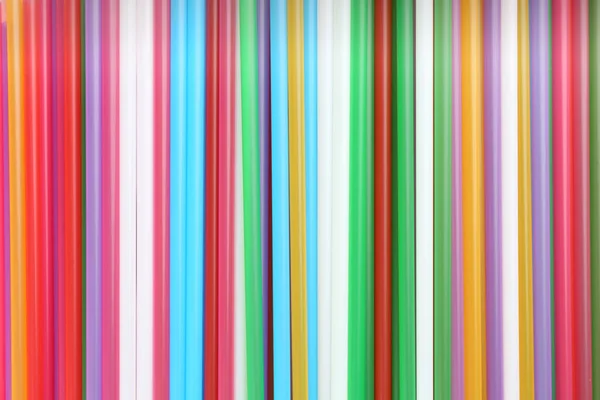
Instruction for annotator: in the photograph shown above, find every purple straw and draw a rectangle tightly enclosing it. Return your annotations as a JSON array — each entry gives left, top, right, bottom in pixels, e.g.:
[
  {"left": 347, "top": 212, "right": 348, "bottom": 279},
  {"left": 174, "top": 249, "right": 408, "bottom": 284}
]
[
  {"left": 451, "top": 0, "right": 464, "bottom": 398},
  {"left": 529, "top": 0, "right": 552, "bottom": 397},
  {"left": 483, "top": 0, "right": 504, "bottom": 398},
  {"left": 85, "top": 0, "right": 102, "bottom": 397},
  {"left": 258, "top": 0, "right": 272, "bottom": 393}
]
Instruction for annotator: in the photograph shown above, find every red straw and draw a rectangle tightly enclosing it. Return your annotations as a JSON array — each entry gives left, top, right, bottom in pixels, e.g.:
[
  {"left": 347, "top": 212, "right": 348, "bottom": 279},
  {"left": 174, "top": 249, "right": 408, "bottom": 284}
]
[
  {"left": 205, "top": 0, "right": 218, "bottom": 396},
  {"left": 217, "top": 0, "right": 236, "bottom": 396},
  {"left": 153, "top": 0, "right": 170, "bottom": 396},
  {"left": 0, "top": 7, "right": 6, "bottom": 397}
]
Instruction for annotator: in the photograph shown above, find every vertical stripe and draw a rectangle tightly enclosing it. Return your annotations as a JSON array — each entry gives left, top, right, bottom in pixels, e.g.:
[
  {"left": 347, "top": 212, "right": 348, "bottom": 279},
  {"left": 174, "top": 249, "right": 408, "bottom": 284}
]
[{"left": 0, "top": 9, "right": 8, "bottom": 398}]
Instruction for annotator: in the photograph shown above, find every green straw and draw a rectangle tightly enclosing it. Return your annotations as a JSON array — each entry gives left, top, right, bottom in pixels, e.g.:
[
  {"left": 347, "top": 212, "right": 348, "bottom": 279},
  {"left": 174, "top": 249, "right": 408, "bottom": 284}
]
[
  {"left": 349, "top": 0, "right": 374, "bottom": 398},
  {"left": 434, "top": 0, "right": 452, "bottom": 397},
  {"left": 392, "top": 0, "right": 415, "bottom": 398},
  {"left": 590, "top": 0, "right": 599, "bottom": 395},
  {"left": 240, "top": 0, "right": 265, "bottom": 398}
]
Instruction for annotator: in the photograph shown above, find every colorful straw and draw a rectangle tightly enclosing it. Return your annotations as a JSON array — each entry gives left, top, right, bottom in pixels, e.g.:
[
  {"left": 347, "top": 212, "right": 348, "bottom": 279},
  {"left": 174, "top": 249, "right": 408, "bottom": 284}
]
[
  {"left": 317, "top": 0, "right": 332, "bottom": 398},
  {"left": 169, "top": 0, "right": 186, "bottom": 395},
  {"left": 270, "top": 0, "right": 291, "bottom": 397},
  {"left": 257, "top": 0, "right": 273, "bottom": 393},
  {"left": 185, "top": 0, "right": 205, "bottom": 397},
  {"left": 205, "top": 0, "right": 218, "bottom": 396},
  {"left": 153, "top": 0, "right": 170, "bottom": 396},
  {"left": 416, "top": 0, "right": 433, "bottom": 396},
  {"left": 0, "top": 8, "right": 7, "bottom": 398},
  {"left": 119, "top": 0, "right": 136, "bottom": 396},
  {"left": 433, "top": 0, "right": 452, "bottom": 397},
  {"left": 461, "top": 0, "right": 486, "bottom": 396},
  {"left": 572, "top": 1, "right": 592, "bottom": 397},
  {"left": 529, "top": 0, "right": 553, "bottom": 397},
  {"left": 374, "top": 0, "right": 392, "bottom": 397},
  {"left": 483, "top": 0, "right": 504, "bottom": 397},
  {"left": 288, "top": 0, "right": 308, "bottom": 396},
  {"left": 451, "top": 0, "right": 464, "bottom": 398},
  {"left": 240, "top": 0, "right": 264, "bottom": 396},
  {"left": 218, "top": 0, "right": 235, "bottom": 396},
  {"left": 394, "top": 0, "right": 415, "bottom": 397},
  {"left": 349, "top": 0, "right": 374, "bottom": 397},
  {"left": 6, "top": 0, "right": 28, "bottom": 396},
  {"left": 591, "top": 0, "right": 600, "bottom": 394},
  {"left": 85, "top": 0, "right": 101, "bottom": 395},
  {"left": 80, "top": 0, "right": 86, "bottom": 395}
]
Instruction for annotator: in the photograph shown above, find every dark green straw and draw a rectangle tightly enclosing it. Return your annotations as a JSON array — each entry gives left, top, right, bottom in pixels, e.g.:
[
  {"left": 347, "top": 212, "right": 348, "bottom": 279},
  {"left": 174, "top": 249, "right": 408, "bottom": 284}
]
[
  {"left": 349, "top": 0, "right": 374, "bottom": 398},
  {"left": 392, "top": 0, "right": 416, "bottom": 398}
]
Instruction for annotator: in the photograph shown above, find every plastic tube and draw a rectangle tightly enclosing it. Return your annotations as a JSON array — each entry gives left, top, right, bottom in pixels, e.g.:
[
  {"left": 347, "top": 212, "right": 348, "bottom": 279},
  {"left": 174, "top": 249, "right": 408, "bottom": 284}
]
[
  {"left": 205, "top": 0, "right": 218, "bottom": 396},
  {"left": 416, "top": 0, "right": 433, "bottom": 397},
  {"left": 136, "top": 0, "right": 154, "bottom": 396},
  {"left": 349, "top": 0, "right": 374, "bottom": 397},
  {"left": 240, "top": 0, "right": 265, "bottom": 396},
  {"left": 461, "top": 0, "right": 486, "bottom": 397},
  {"left": 483, "top": 0, "right": 503, "bottom": 397},
  {"left": 331, "top": 0, "right": 349, "bottom": 398},
  {"left": 169, "top": 0, "right": 185, "bottom": 395},
  {"left": 374, "top": 0, "right": 391, "bottom": 397},
  {"left": 317, "top": 0, "right": 332, "bottom": 397},
  {"left": 433, "top": 0, "right": 452, "bottom": 397},
  {"left": 185, "top": 0, "right": 205, "bottom": 397},
  {"left": 591, "top": 0, "right": 600, "bottom": 395},
  {"left": 80, "top": 0, "right": 86, "bottom": 395},
  {"left": 518, "top": 0, "right": 535, "bottom": 397},
  {"left": 451, "top": 0, "right": 464, "bottom": 398},
  {"left": 85, "top": 0, "right": 101, "bottom": 396},
  {"left": 0, "top": 10, "right": 8, "bottom": 398},
  {"left": 288, "top": 0, "right": 308, "bottom": 396},
  {"left": 394, "top": 0, "right": 415, "bottom": 397},
  {"left": 218, "top": 0, "right": 236, "bottom": 397},
  {"left": 529, "top": 0, "right": 552, "bottom": 397},
  {"left": 257, "top": 1, "right": 273, "bottom": 394},
  {"left": 271, "top": 0, "right": 291, "bottom": 397},
  {"left": 6, "top": 0, "right": 28, "bottom": 396},
  {"left": 571, "top": 1, "right": 592, "bottom": 397},
  {"left": 500, "top": 0, "right": 520, "bottom": 398}
]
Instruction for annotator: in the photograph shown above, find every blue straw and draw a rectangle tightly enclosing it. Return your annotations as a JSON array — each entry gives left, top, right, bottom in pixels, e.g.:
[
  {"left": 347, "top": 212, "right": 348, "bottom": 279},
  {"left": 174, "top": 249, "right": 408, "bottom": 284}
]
[{"left": 270, "top": 0, "right": 291, "bottom": 397}]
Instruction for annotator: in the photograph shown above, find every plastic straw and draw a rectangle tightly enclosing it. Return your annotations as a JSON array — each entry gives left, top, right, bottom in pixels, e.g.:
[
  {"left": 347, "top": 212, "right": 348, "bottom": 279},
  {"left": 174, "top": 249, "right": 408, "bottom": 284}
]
[
  {"left": 529, "top": 0, "right": 552, "bottom": 397},
  {"left": 169, "top": 0, "right": 186, "bottom": 395},
  {"left": 136, "top": 0, "right": 154, "bottom": 396},
  {"left": 416, "top": 0, "right": 433, "bottom": 397},
  {"left": 517, "top": 0, "right": 535, "bottom": 397},
  {"left": 271, "top": 0, "right": 291, "bottom": 397},
  {"left": 6, "top": 0, "right": 28, "bottom": 396},
  {"left": 240, "top": 0, "right": 265, "bottom": 396},
  {"left": 80, "top": 0, "right": 86, "bottom": 395},
  {"left": 500, "top": 0, "right": 520, "bottom": 397},
  {"left": 257, "top": 0, "right": 272, "bottom": 393},
  {"left": 85, "top": 0, "right": 101, "bottom": 395},
  {"left": 374, "top": 0, "right": 392, "bottom": 397},
  {"left": 591, "top": 0, "right": 600, "bottom": 394},
  {"left": 349, "top": 0, "right": 374, "bottom": 397},
  {"left": 288, "top": 0, "right": 308, "bottom": 396},
  {"left": 451, "top": 0, "right": 464, "bottom": 398},
  {"left": 394, "top": 0, "right": 415, "bottom": 397},
  {"left": 433, "top": 0, "right": 452, "bottom": 397},
  {"left": 205, "top": 0, "right": 218, "bottom": 396},
  {"left": 461, "top": 0, "right": 486, "bottom": 396},
  {"left": 572, "top": 1, "right": 592, "bottom": 397},
  {"left": 218, "top": 0, "right": 235, "bottom": 396},
  {"left": 483, "top": 0, "right": 504, "bottom": 397},
  {"left": 185, "top": 0, "right": 205, "bottom": 397},
  {"left": 0, "top": 10, "right": 8, "bottom": 398},
  {"left": 317, "top": 0, "right": 332, "bottom": 397},
  {"left": 330, "top": 0, "right": 349, "bottom": 398}
]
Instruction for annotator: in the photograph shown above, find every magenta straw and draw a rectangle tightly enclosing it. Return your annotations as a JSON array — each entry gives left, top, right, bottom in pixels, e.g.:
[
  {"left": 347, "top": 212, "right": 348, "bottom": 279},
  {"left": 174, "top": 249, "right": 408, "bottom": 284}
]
[
  {"left": 85, "top": 0, "right": 102, "bottom": 397},
  {"left": 483, "top": 0, "right": 504, "bottom": 398},
  {"left": 529, "top": 0, "right": 552, "bottom": 397},
  {"left": 451, "top": 0, "right": 464, "bottom": 398}
]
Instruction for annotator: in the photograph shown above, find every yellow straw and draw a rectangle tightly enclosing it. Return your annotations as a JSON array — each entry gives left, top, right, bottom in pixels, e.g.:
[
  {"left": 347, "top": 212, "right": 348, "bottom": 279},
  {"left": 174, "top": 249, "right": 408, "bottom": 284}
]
[
  {"left": 6, "top": 0, "right": 28, "bottom": 397},
  {"left": 517, "top": 0, "right": 535, "bottom": 397},
  {"left": 460, "top": 0, "right": 486, "bottom": 398},
  {"left": 288, "top": 0, "right": 308, "bottom": 397}
]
